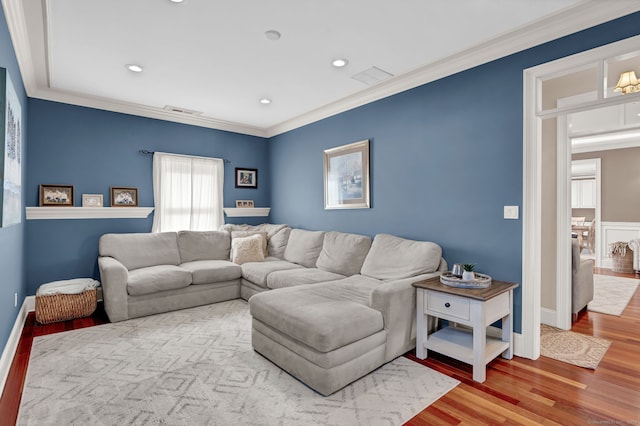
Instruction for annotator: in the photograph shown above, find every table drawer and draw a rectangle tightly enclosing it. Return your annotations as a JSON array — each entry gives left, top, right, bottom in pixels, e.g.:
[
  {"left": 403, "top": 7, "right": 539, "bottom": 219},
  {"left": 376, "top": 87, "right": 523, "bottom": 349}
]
[{"left": 426, "top": 291, "right": 470, "bottom": 321}]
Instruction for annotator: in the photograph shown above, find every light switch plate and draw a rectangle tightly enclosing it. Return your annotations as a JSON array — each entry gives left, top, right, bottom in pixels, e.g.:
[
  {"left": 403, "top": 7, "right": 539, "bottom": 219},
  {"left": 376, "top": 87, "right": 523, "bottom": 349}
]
[{"left": 504, "top": 206, "right": 519, "bottom": 219}]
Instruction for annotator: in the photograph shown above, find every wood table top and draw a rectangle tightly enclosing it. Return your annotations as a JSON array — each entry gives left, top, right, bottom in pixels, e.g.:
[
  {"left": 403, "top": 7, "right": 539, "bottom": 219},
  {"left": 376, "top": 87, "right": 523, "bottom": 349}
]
[{"left": 412, "top": 275, "right": 519, "bottom": 301}]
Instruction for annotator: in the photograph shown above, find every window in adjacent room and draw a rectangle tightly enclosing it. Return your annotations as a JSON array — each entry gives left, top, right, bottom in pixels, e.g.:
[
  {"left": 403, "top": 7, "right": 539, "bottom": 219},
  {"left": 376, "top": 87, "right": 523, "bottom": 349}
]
[{"left": 151, "top": 152, "right": 224, "bottom": 232}]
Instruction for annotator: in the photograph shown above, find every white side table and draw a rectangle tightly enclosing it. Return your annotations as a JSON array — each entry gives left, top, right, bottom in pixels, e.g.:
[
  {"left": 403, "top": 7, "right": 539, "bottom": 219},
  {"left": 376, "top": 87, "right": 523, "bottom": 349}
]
[{"left": 413, "top": 277, "right": 518, "bottom": 383}]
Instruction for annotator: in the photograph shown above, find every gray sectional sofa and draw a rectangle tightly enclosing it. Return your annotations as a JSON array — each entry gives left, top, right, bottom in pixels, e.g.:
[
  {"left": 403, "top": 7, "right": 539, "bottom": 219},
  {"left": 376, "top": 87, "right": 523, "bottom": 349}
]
[{"left": 98, "top": 224, "right": 446, "bottom": 395}]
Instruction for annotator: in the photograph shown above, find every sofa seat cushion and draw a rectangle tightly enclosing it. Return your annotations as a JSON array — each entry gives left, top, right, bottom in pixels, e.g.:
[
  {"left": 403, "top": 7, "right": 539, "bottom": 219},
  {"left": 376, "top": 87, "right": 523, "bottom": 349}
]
[
  {"left": 361, "top": 234, "right": 442, "bottom": 280},
  {"left": 316, "top": 231, "right": 372, "bottom": 276},
  {"left": 127, "top": 265, "right": 192, "bottom": 296},
  {"left": 179, "top": 260, "right": 242, "bottom": 284},
  {"left": 241, "top": 260, "right": 303, "bottom": 286},
  {"left": 249, "top": 284, "right": 384, "bottom": 353},
  {"left": 266, "top": 268, "right": 346, "bottom": 290},
  {"left": 252, "top": 318, "right": 386, "bottom": 369}
]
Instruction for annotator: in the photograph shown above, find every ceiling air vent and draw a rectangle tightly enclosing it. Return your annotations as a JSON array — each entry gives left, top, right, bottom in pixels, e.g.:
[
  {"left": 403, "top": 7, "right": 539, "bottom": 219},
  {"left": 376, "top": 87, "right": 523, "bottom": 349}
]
[
  {"left": 352, "top": 66, "right": 394, "bottom": 86},
  {"left": 163, "top": 105, "right": 203, "bottom": 116}
]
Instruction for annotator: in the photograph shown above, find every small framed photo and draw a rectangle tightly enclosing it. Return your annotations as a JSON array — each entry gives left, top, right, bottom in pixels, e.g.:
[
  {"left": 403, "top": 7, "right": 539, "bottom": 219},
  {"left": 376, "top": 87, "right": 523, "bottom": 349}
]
[
  {"left": 82, "top": 194, "right": 103, "bottom": 207},
  {"left": 235, "top": 168, "right": 258, "bottom": 188},
  {"left": 39, "top": 184, "right": 74, "bottom": 206},
  {"left": 235, "top": 200, "right": 254, "bottom": 208},
  {"left": 110, "top": 187, "right": 138, "bottom": 207}
]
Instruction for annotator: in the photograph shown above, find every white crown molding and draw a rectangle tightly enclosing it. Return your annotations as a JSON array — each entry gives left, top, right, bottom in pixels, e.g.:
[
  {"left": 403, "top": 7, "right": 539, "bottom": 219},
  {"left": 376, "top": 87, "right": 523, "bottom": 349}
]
[
  {"left": 3, "top": 0, "right": 640, "bottom": 138},
  {"left": 266, "top": 0, "right": 640, "bottom": 137}
]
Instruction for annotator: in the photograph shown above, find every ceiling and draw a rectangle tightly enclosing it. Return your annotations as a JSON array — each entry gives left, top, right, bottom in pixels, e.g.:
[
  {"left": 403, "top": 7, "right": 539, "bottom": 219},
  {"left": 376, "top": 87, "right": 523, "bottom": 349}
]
[{"left": 4, "top": 0, "right": 640, "bottom": 137}]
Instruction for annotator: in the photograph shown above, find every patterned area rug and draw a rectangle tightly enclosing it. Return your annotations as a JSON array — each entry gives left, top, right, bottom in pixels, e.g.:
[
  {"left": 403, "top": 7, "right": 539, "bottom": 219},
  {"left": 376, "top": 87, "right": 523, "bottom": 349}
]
[
  {"left": 18, "top": 299, "right": 459, "bottom": 426},
  {"left": 540, "top": 324, "right": 611, "bottom": 369},
  {"left": 588, "top": 274, "right": 639, "bottom": 316}
]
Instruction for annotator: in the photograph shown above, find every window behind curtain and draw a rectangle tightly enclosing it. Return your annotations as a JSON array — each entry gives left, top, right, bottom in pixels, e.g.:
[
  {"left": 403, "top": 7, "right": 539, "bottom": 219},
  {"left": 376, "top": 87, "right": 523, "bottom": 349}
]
[{"left": 151, "top": 152, "right": 224, "bottom": 232}]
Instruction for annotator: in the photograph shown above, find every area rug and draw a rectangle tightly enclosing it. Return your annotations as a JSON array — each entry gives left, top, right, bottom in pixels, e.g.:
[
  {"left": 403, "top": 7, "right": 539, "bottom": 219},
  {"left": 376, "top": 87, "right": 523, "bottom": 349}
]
[
  {"left": 588, "top": 274, "right": 639, "bottom": 316},
  {"left": 17, "top": 299, "right": 459, "bottom": 426},
  {"left": 540, "top": 324, "right": 611, "bottom": 369}
]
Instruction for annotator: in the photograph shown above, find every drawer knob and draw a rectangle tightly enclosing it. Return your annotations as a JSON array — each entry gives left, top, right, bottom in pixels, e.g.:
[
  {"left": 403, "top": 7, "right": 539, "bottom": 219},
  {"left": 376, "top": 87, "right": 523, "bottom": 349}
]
[{"left": 444, "top": 302, "right": 451, "bottom": 308}]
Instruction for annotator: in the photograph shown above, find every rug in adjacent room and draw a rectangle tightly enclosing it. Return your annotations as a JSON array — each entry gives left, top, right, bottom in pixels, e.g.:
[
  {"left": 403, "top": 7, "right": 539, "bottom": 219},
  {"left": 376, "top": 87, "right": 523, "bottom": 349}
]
[
  {"left": 540, "top": 324, "right": 611, "bottom": 369},
  {"left": 18, "top": 299, "right": 459, "bottom": 426},
  {"left": 588, "top": 274, "right": 639, "bottom": 316}
]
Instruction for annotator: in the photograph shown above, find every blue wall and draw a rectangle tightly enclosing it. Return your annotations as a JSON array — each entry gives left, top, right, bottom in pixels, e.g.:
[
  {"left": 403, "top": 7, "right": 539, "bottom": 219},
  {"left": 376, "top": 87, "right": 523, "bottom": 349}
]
[
  {"left": 0, "top": 6, "right": 27, "bottom": 358},
  {"left": 26, "top": 100, "right": 268, "bottom": 294},
  {"left": 269, "top": 12, "right": 640, "bottom": 333},
  {"left": 5, "top": 10, "right": 639, "bottom": 357}
]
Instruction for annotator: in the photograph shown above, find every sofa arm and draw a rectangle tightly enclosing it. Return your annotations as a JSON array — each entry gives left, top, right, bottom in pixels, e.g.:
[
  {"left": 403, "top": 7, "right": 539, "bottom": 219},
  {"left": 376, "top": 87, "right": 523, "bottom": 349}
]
[
  {"left": 98, "top": 256, "right": 129, "bottom": 322},
  {"left": 572, "top": 258, "right": 594, "bottom": 315},
  {"left": 370, "top": 270, "right": 444, "bottom": 362}
]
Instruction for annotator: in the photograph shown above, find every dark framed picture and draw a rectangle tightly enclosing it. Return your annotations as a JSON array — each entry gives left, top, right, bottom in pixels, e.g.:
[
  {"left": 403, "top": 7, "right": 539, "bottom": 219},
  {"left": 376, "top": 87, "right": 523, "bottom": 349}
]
[
  {"left": 39, "top": 184, "right": 74, "bottom": 206},
  {"left": 110, "top": 187, "right": 138, "bottom": 207},
  {"left": 235, "top": 168, "right": 257, "bottom": 188},
  {"left": 324, "top": 139, "right": 370, "bottom": 209}
]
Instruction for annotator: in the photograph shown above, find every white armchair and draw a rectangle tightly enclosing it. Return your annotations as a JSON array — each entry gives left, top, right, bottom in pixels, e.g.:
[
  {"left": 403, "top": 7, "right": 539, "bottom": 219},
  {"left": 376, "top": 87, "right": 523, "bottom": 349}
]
[{"left": 629, "top": 239, "right": 640, "bottom": 275}]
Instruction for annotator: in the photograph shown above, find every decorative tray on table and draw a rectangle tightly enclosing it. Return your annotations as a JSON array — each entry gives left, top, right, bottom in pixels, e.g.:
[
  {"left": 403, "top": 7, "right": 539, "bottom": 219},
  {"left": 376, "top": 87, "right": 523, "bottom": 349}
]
[{"left": 439, "top": 272, "right": 492, "bottom": 289}]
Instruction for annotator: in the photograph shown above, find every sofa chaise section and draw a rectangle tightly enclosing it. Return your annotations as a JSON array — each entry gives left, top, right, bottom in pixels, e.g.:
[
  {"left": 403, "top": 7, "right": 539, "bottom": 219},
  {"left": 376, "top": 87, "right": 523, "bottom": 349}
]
[{"left": 249, "top": 233, "right": 445, "bottom": 395}]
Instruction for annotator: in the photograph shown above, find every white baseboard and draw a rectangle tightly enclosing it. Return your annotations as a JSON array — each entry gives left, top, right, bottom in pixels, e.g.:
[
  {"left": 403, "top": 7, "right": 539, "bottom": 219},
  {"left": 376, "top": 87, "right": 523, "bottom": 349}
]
[
  {"left": 0, "top": 298, "right": 30, "bottom": 397},
  {"left": 540, "top": 308, "right": 557, "bottom": 327}
]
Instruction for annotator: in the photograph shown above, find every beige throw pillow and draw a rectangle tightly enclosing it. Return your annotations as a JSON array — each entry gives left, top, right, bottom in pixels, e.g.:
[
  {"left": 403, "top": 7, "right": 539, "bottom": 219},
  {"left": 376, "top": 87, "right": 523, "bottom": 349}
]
[
  {"left": 231, "top": 231, "right": 268, "bottom": 257},
  {"left": 231, "top": 234, "right": 265, "bottom": 265}
]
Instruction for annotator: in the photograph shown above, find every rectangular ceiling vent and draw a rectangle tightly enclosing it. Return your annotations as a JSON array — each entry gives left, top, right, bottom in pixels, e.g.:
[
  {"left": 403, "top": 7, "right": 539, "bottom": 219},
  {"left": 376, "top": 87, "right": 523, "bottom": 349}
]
[
  {"left": 352, "top": 66, "right": 394, "bottom": 86},
  {"left": 163, "top": 105, "right": 203, "bottom": 116}
]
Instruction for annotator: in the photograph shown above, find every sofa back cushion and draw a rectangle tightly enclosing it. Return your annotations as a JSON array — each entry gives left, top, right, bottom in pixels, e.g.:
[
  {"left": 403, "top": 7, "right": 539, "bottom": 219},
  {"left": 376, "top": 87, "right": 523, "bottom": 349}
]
[
  {"left": 99, "top": 232, "right": 181, "bottom": 271},
  {"left": 177, "top": 230, "right": 231, "bottom": 263},
  {"left": 316, "top": 231, "right": 372, "bottom": 276},
  {"left": 361, "top": 234, "right": 442, "bottom": 280},
  {"left": 283, "top": 229, "right": 325, "bottom": 267}
]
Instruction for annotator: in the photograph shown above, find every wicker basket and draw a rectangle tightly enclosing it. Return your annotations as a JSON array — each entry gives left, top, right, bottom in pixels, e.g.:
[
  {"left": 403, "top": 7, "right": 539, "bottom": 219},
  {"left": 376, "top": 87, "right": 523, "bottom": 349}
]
[
  {"left": 35, "top": 288, "right": 97, "bottom": 324},
  {"left": 611, "top": 250, "right": 634, "bottom": 274}
]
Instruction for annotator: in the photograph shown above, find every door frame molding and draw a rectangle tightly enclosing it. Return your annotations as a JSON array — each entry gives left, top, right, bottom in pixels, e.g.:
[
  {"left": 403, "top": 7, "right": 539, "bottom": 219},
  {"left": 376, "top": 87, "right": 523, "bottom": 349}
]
[{"left": 521, "top": 34, "right": 640, "bottom": 359}]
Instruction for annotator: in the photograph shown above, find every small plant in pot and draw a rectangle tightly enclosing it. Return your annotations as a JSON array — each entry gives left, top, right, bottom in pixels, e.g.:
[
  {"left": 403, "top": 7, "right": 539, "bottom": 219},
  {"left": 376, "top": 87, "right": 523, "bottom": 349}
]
[{"left": 462, "top": 263, "right": 476, "bottom": 281}]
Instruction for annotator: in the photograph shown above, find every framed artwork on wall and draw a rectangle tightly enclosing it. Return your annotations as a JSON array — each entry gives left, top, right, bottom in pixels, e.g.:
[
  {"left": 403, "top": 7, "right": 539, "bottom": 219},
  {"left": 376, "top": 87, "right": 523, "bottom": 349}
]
[
  {"left": 39, "top": 184, "right": 74, "bottom": 206},
  {"left": 235, "top": 168, "right": 258, "bottom": 188},
  {"left": 110, "top": 187, "right": 138, "bottom": 207},
  {"left": 0, "top": 68, "right": 23, "bottom": 226},
  {"left": 324, "top": 139, "right": 370, "bottom": 209},
  {"left": 82, "top": 194, "right": 103, "bottom": 207}
]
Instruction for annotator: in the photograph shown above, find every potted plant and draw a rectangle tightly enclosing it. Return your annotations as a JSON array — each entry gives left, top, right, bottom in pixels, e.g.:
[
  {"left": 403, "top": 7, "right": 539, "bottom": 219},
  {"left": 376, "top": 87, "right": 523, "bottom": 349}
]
[{"left": 462, "top": 263, "right": 476, "bottom": 281}]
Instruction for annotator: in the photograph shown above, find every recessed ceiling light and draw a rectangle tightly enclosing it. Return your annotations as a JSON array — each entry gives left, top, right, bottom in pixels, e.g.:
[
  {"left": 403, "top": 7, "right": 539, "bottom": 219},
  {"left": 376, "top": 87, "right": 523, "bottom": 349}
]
[
  {"left": 259, "top": 98, "right": 271, "bottom": 105},
  {"left": 169, "top": 0, "right": 184, "bottom": 3},
  {"left": 264, "top": 30, "right": 281, "bottom": 41},
  {"left": 126, "top": 64, "right": 143, "bottom": 73},
  {"left": 332, "top": 58, "right": 349, "bottom": 68}
]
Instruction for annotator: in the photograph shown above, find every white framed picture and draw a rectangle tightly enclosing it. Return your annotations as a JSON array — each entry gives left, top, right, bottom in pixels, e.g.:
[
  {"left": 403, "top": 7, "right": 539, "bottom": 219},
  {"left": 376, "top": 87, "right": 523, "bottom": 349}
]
[{"left": 82, "top": 194, "right": 103, "bottom": 207}]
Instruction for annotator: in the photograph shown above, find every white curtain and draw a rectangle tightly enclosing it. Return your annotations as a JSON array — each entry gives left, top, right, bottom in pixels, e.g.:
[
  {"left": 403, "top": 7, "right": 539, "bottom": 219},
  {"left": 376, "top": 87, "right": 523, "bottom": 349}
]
[{"left": 151, "top": 152, "right": 224, "bottom": 232}]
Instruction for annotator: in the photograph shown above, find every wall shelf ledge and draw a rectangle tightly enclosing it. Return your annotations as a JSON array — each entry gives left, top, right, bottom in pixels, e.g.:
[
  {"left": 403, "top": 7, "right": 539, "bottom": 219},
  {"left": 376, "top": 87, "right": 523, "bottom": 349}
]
[
  {"left": 223, "top": 207, "right": 270, "bottom": 217},
  {"left": 26, "top": 207, "right": 154, "bottom": 220}
]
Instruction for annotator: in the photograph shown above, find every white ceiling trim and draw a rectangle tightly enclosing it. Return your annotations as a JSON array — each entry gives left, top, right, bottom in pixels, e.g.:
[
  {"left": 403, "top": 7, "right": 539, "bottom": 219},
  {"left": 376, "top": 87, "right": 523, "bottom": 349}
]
[{"left": 3, "top": 0, "right": 640, "bottom": 139}]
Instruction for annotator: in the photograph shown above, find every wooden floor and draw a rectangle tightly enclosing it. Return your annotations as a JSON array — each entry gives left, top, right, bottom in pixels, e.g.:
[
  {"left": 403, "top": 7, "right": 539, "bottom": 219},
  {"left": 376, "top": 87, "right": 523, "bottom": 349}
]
[
  {"left": 1, "top": 269, "right": 638, "bottom": 425},
  {"left": 406, "top": 268, "right": 640, "bottom": 425}
]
